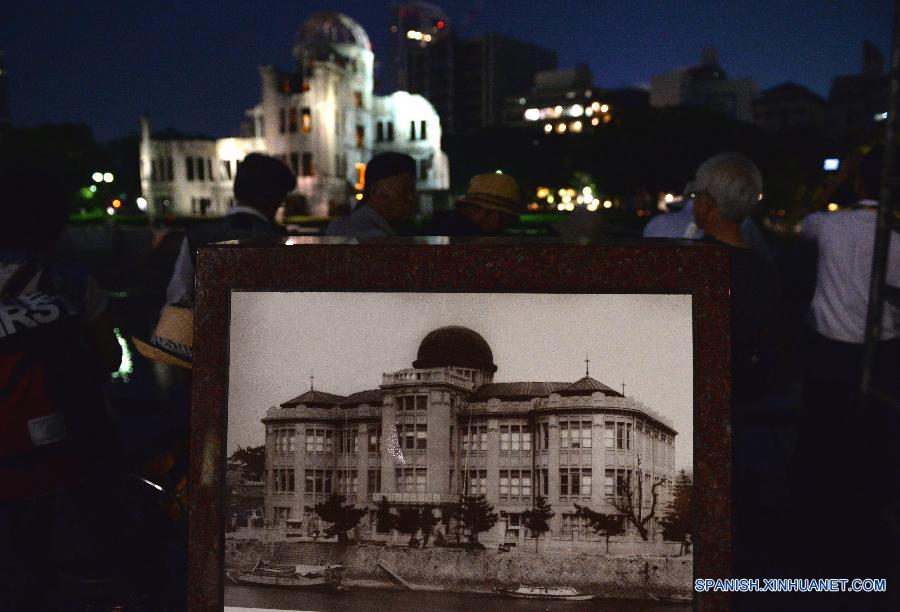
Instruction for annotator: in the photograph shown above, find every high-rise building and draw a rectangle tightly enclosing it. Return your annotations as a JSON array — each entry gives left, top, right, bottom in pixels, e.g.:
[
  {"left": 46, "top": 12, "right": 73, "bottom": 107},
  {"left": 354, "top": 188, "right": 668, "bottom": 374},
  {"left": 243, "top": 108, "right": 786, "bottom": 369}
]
[
  {"left": 0, "top": 50, "right": 9, "bottom": 127},
  {"left": 752, "top": 82, "right": 826, "bottom": 133},
  {"left": 826, "top": 41, "right": 889, "bottom": 143},
  {"left": 650, "top": 48, "right": 758, "bottom": 123},
  {"left": 389, "top": 3, "right": 557, "bottom": 134},
  {"left": 140, "top": 12, "right": 449, "bottom": 219}
]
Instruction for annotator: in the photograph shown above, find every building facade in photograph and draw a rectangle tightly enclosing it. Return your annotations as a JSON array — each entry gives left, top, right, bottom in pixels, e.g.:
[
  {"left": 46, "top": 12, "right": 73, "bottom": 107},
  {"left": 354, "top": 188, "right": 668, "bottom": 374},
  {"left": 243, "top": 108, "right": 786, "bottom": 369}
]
[
  {"left": 139, "top": 12, "right": 449, "bottom": 219},
  {"left": 260, "top": 326, "right": 677, "bottom": 547}
]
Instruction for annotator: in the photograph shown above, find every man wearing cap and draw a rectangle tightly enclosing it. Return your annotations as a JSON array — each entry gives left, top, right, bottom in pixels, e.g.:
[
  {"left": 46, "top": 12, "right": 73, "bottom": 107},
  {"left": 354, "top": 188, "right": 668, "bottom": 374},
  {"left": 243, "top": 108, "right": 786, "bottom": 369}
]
[
  {"left": 326, "top": 152, "right": 418, "bottom": 237},
  {"left": 165, "top": 153, "right": 295, "bottom": 305},
  {"left": 422, "top": 172, "right": 521, "bottom": 236}
]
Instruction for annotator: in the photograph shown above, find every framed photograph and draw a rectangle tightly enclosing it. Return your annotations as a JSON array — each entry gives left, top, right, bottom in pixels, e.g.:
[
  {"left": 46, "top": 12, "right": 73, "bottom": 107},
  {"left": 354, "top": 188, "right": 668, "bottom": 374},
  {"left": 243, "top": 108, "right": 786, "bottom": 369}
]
[{"left": 190, "top": 240, "right": 732, "bottom": 612}]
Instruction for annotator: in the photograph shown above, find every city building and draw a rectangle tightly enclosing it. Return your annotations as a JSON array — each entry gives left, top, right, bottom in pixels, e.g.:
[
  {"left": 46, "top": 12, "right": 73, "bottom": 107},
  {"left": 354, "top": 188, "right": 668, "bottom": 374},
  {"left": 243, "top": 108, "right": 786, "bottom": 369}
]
[
  {"left": 502, "top": 65, "right": 648, "bottom": 134},
  {"left": 650, "top": 48, "right": 758, "bottom": 123},
  {"left": 826, "top": 41, "right": 889, "bottom": 143},
  {"left": 752, "top": 82, "right": 826, "bottom": 133},
  {"left": 139, "top": 12, "right": 449, "bottom": 219},
  {"left": 0, "top": 50, "right": 9, "bottom": 127},
  {"left": 261, "top": 326, "right": 677, "bottom": 547},
  {"left": 389, "top": 3, "right": 557, "bottom": 134}
]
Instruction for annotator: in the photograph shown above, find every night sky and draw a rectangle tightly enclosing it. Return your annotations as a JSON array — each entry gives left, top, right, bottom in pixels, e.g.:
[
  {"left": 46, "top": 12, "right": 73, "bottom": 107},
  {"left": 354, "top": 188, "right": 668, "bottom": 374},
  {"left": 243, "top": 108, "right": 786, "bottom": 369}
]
[{"left": 1, "top": 0, "right": 892, "bottom": 142}]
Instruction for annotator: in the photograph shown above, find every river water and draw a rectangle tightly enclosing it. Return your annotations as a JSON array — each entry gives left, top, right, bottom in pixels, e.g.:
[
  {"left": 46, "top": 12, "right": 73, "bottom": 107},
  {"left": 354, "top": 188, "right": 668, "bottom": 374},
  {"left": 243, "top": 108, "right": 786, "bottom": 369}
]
[{"left": 225, "top": 584, "right": 691, "bottom": 611}]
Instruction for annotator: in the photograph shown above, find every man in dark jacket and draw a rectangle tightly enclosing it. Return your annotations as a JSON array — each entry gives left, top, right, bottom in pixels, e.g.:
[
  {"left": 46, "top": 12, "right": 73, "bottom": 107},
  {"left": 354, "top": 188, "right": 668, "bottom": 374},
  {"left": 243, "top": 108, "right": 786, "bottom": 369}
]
[{"left": 166, "top": 153, "right": 294, "bottom": 304}]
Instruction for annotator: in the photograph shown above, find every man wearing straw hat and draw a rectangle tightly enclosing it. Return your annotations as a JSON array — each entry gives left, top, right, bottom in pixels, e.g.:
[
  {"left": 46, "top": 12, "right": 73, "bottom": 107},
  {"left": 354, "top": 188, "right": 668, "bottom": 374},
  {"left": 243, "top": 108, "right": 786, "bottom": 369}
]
[{"left": 422, "top": 172, "right": 522, "bottom": 236}]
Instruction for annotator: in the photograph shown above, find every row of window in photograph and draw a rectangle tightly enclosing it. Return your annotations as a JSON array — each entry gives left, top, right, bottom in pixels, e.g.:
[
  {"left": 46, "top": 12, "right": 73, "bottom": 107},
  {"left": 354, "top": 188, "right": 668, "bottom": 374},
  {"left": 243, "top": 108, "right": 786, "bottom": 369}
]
[
  {"left": 270, "top": 466, "right": 661, "bottom": 504},
  {"left": 271, "top": 420, "right": 673, "bottom": 459}
]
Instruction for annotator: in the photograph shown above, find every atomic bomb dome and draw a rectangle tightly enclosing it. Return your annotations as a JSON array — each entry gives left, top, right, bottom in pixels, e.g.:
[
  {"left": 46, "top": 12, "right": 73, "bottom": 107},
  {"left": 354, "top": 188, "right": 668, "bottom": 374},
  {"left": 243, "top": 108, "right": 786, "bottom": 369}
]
[
  {"left": 413, "top": 326, "right": 498, "bottom": 373},
  {"left": 295, "top": 12, "right": 371, "bottom": 57}
]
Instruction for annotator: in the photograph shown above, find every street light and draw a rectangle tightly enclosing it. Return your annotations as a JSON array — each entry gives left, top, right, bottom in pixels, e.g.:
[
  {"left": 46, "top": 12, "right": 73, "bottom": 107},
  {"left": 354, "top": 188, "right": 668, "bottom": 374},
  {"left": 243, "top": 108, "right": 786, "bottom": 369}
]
[
  {"left": 92, "top": 172, "right": 103, "bottom": 182},
  {"left": 103, "top": 172, "right": 114, "bottom": 183},
  {"left": 136, "top": 197, "right": 148, "bottom": 211}
]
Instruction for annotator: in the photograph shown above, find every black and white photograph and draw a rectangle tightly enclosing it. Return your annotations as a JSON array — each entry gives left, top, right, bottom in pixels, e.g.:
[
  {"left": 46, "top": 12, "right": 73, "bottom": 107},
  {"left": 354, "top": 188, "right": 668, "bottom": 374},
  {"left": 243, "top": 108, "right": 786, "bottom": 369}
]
[{"left": 224, "top": 291, "right": 694, "bottom": 611}]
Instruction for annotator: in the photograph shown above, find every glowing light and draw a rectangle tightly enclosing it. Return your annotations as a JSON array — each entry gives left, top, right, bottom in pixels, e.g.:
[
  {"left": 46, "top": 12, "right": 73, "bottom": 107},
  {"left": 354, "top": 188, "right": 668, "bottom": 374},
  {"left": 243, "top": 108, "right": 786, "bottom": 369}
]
[
  {"left": 112, "top": 199, "right": 122, "bottom": 209},
  {"left": 423, "top": 34, "right": 432, "bottom": 42},
  {"left": 528, "top": 202, "right": 540, "bottom": 210},
  {"left": 524, "top": 108, "right": 541, "bottom": 121},
  {"left": 827, "top": 202, "right": 839, "bottom": 212},
  {"left": 585, "top": 107, "right": 593, "bottom": 116},
  {"left": 110, "top": 327, "right": 134, "bottom": 381},
  {"left": 436, "top": 20, "right": 445, "bottom": 29},
  {"left": 582, "top": 186, "right": 592, "bottom": 195},
  {"left": 576, "top": 195, "right": 584, "bottom": 204},
  {"left": 556, "top": 123, "right": 566, "bottom": 133},
  {"left": 554, "top": 105, "right": 563, "bottom": 115},
  {"left": 536, "top": 187, "right": 550, "bottom": 199},
  {"left": 89, "top": 185, "right": 97, "bottom": 193},
  {"left": 544, "top": 123, "right": 553, "bottom": 133},
  {"left": 103, "top": 172, "right": 114, "bottom": 183},
  {"left": 571, "top": 121, "right": 582, "bottom": 132},
  {"left": 823, "top": 158, "right": 840, "bottom": 171},
  {"left": 567, "top": 189, "right": 577, "bottom": 197},
  {"left": 564, "top": 202, "right": 575, "bottom": 211},
  {"left": 79, "top": 187, "right": 95, "bottom": 200},
  {"left": 106, "top": 207, "right": 115, "bottom": 216},
  {"left": 562, "top": 195, "right": 571, "bottom": 203},
  {"left": 603, "top": 114, "right": 612, "bottom": 124},
  {"left": 591, "top": 117, "right": 600, "bottom": 126},
  {"left": 558, "top": 189, "right": 566, "bottom": 196},
  {"left": 406, "top": 30, "right": 424, "bottom": 40},
  {"left": 603, "top": 200, "right": 613, "bottom": 209},
  {"left": 758, "top": 193, "right": 764, "bottom": 201},
  {"left": 591, "top": 102, "right": 600, "bottom": 111},
  {"left": 600, "top": 104, "right": 609, "bottom": 113},
  {"left": 495, "top": 169, "right": 503, "bottom": 174},
  {"left": 569, "top": 104, "right": 584, "bottom": 117},
  {"left": 92, "top": 172, "right": 103, "bottom": 182},
  {"left": 587, "top": 200, "right": 599, "bottom": 212},
  {"left": 136, "top": 197, "right": 148, "bottom": 211},
  {"left": 557, "top": 203, "right": 565, "bottom": 211},
  {"left": 547, "top": 195, "right": 555, "bottom": 204},
  {"left": 355, "top": 193, "right": 364, "bottom": 201},
  {"left": 664, "top": 193, "right": 674, "bottom": 203}
]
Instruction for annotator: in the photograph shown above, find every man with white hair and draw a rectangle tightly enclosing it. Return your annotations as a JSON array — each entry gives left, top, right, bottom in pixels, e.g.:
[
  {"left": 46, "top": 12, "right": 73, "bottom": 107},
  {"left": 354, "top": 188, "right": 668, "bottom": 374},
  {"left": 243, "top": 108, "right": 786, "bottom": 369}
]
[{"left": 690, "top": 152, "right": 780, "bottom": 398}]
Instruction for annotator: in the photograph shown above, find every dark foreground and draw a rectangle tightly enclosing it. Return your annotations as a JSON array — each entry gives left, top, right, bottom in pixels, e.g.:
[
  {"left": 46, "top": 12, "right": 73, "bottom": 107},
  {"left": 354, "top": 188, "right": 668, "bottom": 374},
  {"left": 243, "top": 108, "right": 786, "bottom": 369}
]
[{"left": 224, "top": 584, "right": 690, "bottom": 612}]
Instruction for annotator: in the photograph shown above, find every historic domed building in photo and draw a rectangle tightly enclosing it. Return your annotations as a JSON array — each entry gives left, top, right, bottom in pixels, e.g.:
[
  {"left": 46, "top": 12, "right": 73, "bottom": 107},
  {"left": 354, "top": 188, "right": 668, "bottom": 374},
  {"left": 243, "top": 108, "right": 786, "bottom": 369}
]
[
  {"left": 139, "top": 12, "right": 449, "bottom": 218},
  {"left": 261, "top": 326, "right": 677, "bottom": 548}
]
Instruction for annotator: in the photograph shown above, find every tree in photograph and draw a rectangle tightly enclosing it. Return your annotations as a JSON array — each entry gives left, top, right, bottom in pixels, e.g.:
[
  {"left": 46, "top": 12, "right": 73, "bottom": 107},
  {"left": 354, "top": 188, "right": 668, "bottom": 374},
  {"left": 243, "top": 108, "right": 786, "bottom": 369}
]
[
  {"left": 418, "top": 505, "right": 439, "bottom": 547},
  {"left": 522, "top": 495, "right": 554, "bottom": 552},
  {"left": 395, "top": 506, "right": 422, "bottom": 547},
  {"left": 609, "top": 456, "right": 666, "bottom": 541},
  {"left": 574, "top": 504, "right": 625, "bottom": 553},
  {"left": 227, "top": 445, "right": 265, "bottom": 481},
  {"left": 375, "top": 496, "right": 395, "bottom": 534},
  {"left": 660, "top": 469, "right": 693, "bottom": 553},
  {"left": 459, "top": 495, "right": 498, "bottom": 546},
  {"left": 309, "top": 494, "right": 366, "bottom": 544}
]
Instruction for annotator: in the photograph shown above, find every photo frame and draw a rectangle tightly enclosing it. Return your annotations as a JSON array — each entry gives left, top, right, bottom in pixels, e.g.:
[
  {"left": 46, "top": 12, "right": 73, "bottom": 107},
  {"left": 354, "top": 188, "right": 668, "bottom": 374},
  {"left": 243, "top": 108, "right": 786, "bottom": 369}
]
[{"left": 189, "top": 239, "right": 732, "bottom": 611}]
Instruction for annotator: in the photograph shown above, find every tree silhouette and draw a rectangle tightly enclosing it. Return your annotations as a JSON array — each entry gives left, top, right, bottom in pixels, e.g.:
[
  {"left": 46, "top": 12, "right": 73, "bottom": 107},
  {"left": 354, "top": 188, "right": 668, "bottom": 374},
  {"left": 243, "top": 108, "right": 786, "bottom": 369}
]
[
  {"left": 375, "top": 496, "right": 395, "bottom": 534},
  {"left": 574, "top": 504, "right": 625, "bottom": 553},
  {"left": 459, "top": 495, "right": 498, "bottom": 546},
  {"left": 309, "top": 494, "right": 366, "bottom": 543},
  {"left": 609, "top": 455, "right": 666, "bottom": 541},
  {"left": 395, "top": 507, "right": 422, "bottom": 547},
  {"left": 522, "top": 495, "right": 554, "bottom": 552},
  {"left": 227, "top": 445, "right": 265, "bottom": 482},
  {"left": 419, "top": 505, "right": 439, "bottom": 547},
  {"left": 660, "top": 469, "right": 693, "bottom": 552}
]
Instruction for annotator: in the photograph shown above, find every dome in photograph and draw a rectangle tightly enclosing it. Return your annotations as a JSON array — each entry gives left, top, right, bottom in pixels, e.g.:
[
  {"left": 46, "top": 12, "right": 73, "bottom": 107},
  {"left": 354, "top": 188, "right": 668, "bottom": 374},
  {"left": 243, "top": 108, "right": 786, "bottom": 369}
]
[
  {"left": 296, "top": 12, "right": 371, "bottom": 54},
  {"left": 413, "top": 326, "right": 497, "bottom": 373}
]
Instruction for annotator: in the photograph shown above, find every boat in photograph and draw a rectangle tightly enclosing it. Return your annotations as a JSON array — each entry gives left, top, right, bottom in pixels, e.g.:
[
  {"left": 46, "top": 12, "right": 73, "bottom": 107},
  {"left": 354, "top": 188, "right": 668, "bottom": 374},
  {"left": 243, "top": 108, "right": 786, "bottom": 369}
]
[
  {"left": 229, "top": 560, "right": 344, "bottom": 589},
  {"left": 496, "top": 585, "right": 598, "bottom": 601},
  {"left": 649, "top": 592, "right": 693, "bottom": 603}
]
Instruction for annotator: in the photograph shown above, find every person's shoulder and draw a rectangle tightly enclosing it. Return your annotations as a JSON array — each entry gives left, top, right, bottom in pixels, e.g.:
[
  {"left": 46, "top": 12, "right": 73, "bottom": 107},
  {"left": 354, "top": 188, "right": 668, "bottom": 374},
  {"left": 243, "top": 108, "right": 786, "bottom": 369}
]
[{"left": 799, "top": 211, "right": 830, "bottom": 237}]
